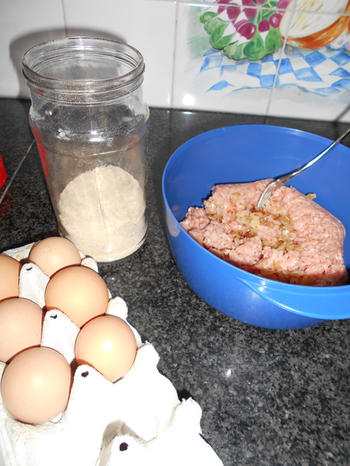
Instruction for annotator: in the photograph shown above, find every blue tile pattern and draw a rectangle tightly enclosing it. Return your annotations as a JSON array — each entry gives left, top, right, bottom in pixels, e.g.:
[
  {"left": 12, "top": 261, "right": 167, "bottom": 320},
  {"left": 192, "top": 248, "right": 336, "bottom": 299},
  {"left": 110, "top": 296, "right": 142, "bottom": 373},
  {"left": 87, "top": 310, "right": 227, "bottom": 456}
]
[{"left": 200, "top": 45, "right": 350, "bottom": 96}]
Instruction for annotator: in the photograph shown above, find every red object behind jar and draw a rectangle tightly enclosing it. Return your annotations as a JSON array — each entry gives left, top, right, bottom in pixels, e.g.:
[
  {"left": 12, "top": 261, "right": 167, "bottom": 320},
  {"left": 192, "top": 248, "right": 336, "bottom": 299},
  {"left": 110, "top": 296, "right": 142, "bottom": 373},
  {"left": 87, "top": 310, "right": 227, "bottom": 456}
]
[{"left": 0, "top": 154, "right": 7, "bottom": 189}]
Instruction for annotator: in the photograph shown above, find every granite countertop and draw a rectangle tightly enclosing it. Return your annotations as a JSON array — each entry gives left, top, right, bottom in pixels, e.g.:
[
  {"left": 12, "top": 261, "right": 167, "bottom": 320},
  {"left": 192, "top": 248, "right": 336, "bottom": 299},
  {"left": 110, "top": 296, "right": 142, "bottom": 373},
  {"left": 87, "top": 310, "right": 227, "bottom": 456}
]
[{"left": 0, "top": 98, "right": 349, "bottom": 465}]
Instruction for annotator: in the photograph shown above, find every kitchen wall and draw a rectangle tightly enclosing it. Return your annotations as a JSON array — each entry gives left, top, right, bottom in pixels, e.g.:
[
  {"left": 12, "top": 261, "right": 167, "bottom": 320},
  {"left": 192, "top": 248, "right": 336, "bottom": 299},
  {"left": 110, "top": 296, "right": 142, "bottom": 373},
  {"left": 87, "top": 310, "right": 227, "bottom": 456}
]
[{"left": 1, "top": 0, "right": 350, "bottom": 121}]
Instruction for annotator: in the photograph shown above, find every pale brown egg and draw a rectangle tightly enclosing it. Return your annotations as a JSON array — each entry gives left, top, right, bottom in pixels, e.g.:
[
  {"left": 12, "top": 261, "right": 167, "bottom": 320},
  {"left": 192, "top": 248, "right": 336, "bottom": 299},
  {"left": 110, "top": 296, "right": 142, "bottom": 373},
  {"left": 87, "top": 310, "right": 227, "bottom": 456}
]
[
  {"left": 1, "top": 346, "right": 72, "bottom": 424},
  {"left": 75, "top": 315, "right": 137, "bottom": 382},
  {"left": 0, "top": 297, "right": 43, "bottom": 363},
  {"left": 0, "top": 254, "right": 20, "bottom": 302},
  {"left": 28, "top": 236, "right": 81, "bottom": 277},
  {"left": 45, "top": 265, "right": 109, "bottom": 328}
]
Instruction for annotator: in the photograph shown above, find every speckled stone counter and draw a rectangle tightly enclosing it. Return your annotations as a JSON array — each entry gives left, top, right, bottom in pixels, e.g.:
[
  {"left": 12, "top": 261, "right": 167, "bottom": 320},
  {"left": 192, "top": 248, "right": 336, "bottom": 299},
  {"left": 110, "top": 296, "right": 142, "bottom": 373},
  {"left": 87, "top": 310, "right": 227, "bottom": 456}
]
[{"left": 0, "top": 98, "right": 349, "bottom": 465}]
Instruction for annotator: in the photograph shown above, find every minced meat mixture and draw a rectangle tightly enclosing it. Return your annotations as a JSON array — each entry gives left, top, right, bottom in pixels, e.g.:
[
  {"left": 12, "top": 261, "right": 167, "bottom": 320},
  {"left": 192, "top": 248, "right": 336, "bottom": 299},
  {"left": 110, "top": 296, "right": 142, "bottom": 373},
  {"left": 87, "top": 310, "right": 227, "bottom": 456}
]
[{"left": 180, "top": 180, "right": 347, "bottom": 286}]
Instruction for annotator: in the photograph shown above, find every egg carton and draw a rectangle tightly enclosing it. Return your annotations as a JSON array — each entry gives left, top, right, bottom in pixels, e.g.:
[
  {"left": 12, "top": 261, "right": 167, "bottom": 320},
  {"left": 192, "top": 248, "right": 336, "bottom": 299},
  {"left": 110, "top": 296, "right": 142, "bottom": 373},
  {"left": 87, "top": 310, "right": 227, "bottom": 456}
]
[{"left": 0, "top": 243, "right": 223, "bottom": 466}]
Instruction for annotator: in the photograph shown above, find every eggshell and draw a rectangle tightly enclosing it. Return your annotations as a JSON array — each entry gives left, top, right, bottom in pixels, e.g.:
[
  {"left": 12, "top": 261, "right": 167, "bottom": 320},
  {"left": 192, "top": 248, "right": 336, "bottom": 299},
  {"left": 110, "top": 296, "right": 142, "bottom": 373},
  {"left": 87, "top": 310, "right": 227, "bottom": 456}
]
[
  {"left": 45, "top": 265, "right": 109, "bottom": 327},
  {"left": 75, "top": 315, "right": 137, "bottom": 382},
  {"left": 1, "top": 346, "right": 72, "bottom": 425},
  {"left": 28, "top": 237, "right": 81, "bottom": 277},
  {"left": 0, "top": 254, "right": 20, "bottom": 301},
  {"left": 0, "top": 297, "right": 43, "bottom": 362}
]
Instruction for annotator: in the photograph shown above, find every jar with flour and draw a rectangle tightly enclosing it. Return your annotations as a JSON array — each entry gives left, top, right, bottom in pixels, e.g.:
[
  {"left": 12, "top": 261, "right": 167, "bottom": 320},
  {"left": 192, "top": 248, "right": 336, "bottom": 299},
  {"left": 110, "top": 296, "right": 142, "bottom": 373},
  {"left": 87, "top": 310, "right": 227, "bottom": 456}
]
[{"left": 22, "top": 37, "right": 149, "bottom": 261}]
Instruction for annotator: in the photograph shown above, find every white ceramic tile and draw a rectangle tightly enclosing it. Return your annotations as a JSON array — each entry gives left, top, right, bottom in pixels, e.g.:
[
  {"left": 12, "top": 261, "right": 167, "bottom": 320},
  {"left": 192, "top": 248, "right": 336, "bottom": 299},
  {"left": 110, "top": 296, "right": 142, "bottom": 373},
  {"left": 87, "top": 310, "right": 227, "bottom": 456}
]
[
  {"left": 268, "top": 9, "right": 350, "bottom": 121},
  {"left": 0, "top": 0, "right": 66, "bottom": 98},
  {"left": 63, "top": 0, "right": 177, "bottom": 108},
  {"left": 172, "top": 2, "right": 288, "bottom": 115},
  {"left": 172, "top": 1, "right": 350, "bottom": 122},
  {"left": 1, "top": 0, "right": 350, "bottom": 122}
]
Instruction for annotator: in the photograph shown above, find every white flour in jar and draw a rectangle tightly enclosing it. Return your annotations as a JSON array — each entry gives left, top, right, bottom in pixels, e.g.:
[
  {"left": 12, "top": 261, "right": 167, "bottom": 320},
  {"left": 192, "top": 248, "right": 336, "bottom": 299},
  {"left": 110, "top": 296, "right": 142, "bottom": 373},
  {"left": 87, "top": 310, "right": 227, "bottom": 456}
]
[{"left": 58, "top": 165, "right": 147, "bottom": 261}]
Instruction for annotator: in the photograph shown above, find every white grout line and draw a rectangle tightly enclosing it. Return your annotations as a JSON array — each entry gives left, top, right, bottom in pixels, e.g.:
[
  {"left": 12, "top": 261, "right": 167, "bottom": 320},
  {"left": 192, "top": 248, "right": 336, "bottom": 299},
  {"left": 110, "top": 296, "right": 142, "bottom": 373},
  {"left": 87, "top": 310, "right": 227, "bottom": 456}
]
[
  {"left": 61, "top": 0, "right": 69, "bottom": 36},
  {"left": 264, "top": 0, "right": 297, "bottom": 122},
  {"left": 170, "top": 1, "right": 180, "bottom": 109},
  {"left": 0, "top": 140, "right": 35, "bottom": 206},
  {"left": 174, "top": 1, "right": 350, "bottom": 17},
  {"left": 264, "top": 38, "right": 288, "bottom": 123}
]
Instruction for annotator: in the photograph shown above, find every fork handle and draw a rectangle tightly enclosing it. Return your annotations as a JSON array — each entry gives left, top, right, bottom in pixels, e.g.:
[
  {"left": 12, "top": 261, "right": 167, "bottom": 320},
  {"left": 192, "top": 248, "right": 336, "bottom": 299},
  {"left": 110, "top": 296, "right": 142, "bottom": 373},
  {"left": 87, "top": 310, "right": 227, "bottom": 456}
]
[
  {"left": 257, "top": 126, "right": 350, "bottom": 209},
  {"left": 289, "top": 126, "right": 350, "bottom": 178}
]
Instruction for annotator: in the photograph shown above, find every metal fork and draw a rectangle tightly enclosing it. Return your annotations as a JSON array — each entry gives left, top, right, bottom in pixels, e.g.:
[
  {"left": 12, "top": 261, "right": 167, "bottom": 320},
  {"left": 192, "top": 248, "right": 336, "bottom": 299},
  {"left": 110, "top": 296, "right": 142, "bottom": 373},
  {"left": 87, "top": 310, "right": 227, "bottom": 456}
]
[{"left": 257, "top": 127, "right": 350, "bottom": 210}]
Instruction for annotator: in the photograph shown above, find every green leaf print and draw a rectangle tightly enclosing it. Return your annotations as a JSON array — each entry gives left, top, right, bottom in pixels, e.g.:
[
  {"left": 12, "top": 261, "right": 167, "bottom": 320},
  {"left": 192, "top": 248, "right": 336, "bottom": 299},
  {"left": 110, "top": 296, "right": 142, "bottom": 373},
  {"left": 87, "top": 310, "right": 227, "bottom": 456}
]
[
  {"left": 265, "top": 27, "right": 282, "bottom": 55},
  {"left": 210, "top": 23, "right": 233, "bottom": 49},
  {"left": 199, "top": 2, "right": 285, "bottom": 61},
  {"left": 224, "top": 43, "right": 246, "bottom": 61},
  {"left": 203, "top": 16, "right": 227, "bottom": 36},
  {"left": 200, "top": 11, "right": 217, "bottom": 24},
  {"left": 200, "top": 13, "right": 233, "bottom": 51},
  {"left": 244, "top": 32, "right": 266, "bottom": 61}
]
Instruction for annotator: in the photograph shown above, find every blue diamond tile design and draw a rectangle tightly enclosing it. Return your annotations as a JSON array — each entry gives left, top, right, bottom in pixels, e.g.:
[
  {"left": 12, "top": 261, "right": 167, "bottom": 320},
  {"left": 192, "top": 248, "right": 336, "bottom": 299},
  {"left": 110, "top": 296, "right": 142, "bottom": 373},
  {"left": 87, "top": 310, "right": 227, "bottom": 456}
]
[
  {"left": 304, "top": 51, "right": 327, "bottom": 67},
  {"left": 332, "top": 78, "right": 350, "bottom": 90},
  {"left": 261, "top": 54, "right": 275, "bottom": 63},
  {"left": 220, "top": 64, "right": 238, "bottom": 74},
  {"left": 200, "top": 55, "right": 223, "bottom": 72},
  {"left": 331, "top": 50, "right": 350, "bottom": 66},
  {"left": 207, "top": 80, "right": 232, "bottom": 91},
  {"left": 199, "top": 43, "right": 350, "bottom": 96},
  {"left": 203, "top": 48, "right": 221, "bottom": 57},
  {"left": 294, "top": 67, "right": 323, "bottom": 82},
  {"left": 313, "top": 86, "right": 340, "bottom": 95},
  {"left": 279, "top": 58, "right": 293, "bottom": 75},
  {"left": 247, "top": 63, "right": 262, "bottom": 77},
  {"left": 330, "top": 67, "right": 350, "bottom": 77},
  {"left": 259, "top": 74, "right": 276, "bottom": 88}
]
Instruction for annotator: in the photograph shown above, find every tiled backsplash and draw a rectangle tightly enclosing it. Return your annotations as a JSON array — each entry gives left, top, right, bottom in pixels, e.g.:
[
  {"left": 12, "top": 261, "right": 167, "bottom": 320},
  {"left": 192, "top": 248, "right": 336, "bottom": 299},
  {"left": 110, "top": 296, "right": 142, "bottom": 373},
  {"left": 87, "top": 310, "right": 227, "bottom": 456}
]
[{"left": 1, "top": 0, "right": 350, "bottom": 121}]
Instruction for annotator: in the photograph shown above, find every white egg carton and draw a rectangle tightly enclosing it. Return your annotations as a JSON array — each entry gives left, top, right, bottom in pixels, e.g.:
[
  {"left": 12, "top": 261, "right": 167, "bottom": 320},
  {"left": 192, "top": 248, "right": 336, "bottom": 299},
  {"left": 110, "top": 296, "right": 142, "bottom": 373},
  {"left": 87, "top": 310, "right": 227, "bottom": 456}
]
[{"left": 0, "top": 243, "right": 223, "bottom": 466}]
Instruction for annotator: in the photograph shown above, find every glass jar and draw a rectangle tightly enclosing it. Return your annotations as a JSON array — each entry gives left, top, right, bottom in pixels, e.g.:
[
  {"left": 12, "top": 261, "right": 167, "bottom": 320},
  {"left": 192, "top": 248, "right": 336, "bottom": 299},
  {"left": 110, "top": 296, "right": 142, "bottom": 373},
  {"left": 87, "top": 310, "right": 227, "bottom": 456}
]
[{"left": 22, "top": 37, "right": 149, "bottom": 262}]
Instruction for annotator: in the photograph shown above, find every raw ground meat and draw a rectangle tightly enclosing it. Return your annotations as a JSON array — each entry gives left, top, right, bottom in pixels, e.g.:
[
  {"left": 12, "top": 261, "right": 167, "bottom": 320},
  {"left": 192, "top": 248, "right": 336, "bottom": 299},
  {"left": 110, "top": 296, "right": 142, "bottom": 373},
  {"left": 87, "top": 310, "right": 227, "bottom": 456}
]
[{"left": 180, "top": 179, "right": 348, "bottom": 286}]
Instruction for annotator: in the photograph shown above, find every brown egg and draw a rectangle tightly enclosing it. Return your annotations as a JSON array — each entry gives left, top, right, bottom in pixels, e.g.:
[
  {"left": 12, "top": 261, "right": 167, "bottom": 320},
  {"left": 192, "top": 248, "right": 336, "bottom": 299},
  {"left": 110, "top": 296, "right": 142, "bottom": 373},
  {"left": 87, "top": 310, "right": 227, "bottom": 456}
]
[
  {"left": 45, "top": 265, "right": 109, "bottom": 328},
  {"left": 28, "top": 236, "right": 81, "bottom": 277},
  {"left": 0, "top": 254, "right": 20, "bottom": 301},
  {"left": 1, "top": 346, "right": 72, "bottom": 424},
  {"left": 75, "top": 315, "right": 137, "bottom": 382},
  {"left": 0, "top": 297, "right": 43, "bottom": 363}
]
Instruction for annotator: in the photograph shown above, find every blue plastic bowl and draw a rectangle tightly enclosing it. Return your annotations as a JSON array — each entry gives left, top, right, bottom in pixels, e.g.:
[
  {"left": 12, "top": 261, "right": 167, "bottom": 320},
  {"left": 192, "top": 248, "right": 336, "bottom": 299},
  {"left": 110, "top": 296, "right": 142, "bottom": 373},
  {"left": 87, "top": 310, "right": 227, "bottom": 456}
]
[{"left": 162, "top": 125, "right": 350, "bottom": 330}]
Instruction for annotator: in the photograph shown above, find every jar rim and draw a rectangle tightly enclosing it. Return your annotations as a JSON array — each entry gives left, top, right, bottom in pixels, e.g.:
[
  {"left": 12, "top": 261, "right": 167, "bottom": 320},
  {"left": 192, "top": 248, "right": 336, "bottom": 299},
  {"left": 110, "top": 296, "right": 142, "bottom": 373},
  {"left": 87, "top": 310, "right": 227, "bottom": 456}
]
[{"left": 22, "top": 36, "right": 145, "bottom": 96}]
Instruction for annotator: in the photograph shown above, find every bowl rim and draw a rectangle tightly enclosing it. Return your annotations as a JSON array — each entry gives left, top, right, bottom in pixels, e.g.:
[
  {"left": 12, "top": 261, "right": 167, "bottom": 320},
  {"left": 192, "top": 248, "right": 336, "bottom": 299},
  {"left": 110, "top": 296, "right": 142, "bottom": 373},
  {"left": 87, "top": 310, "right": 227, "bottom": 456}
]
[{"left": 162, "top": 123, "right": 350, "bottom": 296}]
